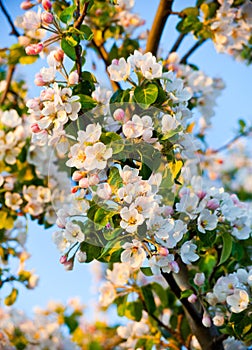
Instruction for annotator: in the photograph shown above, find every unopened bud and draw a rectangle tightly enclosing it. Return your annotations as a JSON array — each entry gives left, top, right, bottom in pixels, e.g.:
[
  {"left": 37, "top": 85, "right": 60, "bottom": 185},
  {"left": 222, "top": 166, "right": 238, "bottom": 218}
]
[
  {"left": 79, "top": 178, "right": 89, "bottom": 188},
  {"left": 188, "top": 294, "right": 197, "bottom": 303},
  {"left": 76, "top": 250, "right": 87, "bottom": 263},
  {"left": 34, "top": 73, "right": 45, "bottom": 86},
  {"left": 72, "top": 171, "right": 84, "bottom": 182},
  {"left": 158, "top": 246, "right": 169, "bottom": 256},
  {"left": 54, "top": 49, "right": 64, "bottom": 62},
  {"left": 113, "top": 108, "right": 125, "bottom": 121},
  {"left": 68, "top": 71, "right": 79, "bottom": 85},
  {"left": 71, "top": 186, "right": 79, "bottom": 193},
  {"left": 60, "top": 255, "right": 67, "bottom": 264},
  {"left": 31, "top": 123, "right": 41, "bottom": 133},
  {"left": 25, "top": 43, "right": 43, "bottom": 55},
  {"left": 207, "top": 198, "right": 219, "bottom": 210},
  {"left": 88, "top": 174, "right": 100, "bottom": 186},
  {"left": 20, "top": 1, "right": 34, "bottom": 10},
  {"left": 213, "top": 314, "right": 224, "bottom": 327},
  {"left": 63, "top": 258, "right": 74, "bottom": 271},
  {"left": 41, "top": 11, "right": 54, "bottom": 24},
  {"left": 194, "top": 272, "right": 205, "bottom": 286},
  {"left": 42, "top": 0, "right": 52, "bottom": 11},
  {"left": 202, "top": 312, "right": 211, "bottom": 328}
]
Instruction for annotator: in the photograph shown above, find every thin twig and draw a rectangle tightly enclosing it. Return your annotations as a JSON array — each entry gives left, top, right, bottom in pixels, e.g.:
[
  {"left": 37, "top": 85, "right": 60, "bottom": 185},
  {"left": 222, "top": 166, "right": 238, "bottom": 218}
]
[
  {"left": 0, "top": 65, "right": 15, "bottom": 105},
  {"left": 74, "top": 1, "right": 89, "bottom": 29},
  {"left": 211, "top": 129, "right": 252, "bottom": 154},
  {"left": 180, "top": 39, "right": 206, "bottom": 64},
  {"left": 0, "top": 0, "right": 20, "bottom": 37},
  {"left": 146, "top": 0, "right": 174, "bottom": 55},
  {"left": 91, "top": 39, "right": 120, "bottom": 91},
  {"left": 74, "top": 2, "right": 90, "bottom": 82},
  {"left": 169, "top": 33, "right": 186, "bottom": 55}
]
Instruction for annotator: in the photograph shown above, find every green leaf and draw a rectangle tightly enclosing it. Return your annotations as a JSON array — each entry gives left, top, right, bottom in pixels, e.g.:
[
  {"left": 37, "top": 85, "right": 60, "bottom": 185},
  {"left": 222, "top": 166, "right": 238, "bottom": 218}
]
[
  {"left": 103, "top": 227, "right": 123, "bottom": 241},
  {"left": 151, "top": 282, "right": 168, "bottom": 307},
  {"left": 78, "top": 94, "right": 97, "bottom": 110},
  {"left": 126, "top": 301, "right": 143, "bottom": 322},
  {"left": 19, "top": 56, "right": 38, "bottom": 65},
  {"left": 61, "top": 38, "right": 77, "bottom": 60},
  {"left": 80, "top": 241, "right": 102, "bottom": 263},
  {"left": 180, "top": 7, "right": 199, "bottom": 17},
  {"left": 60, "top": 5, "right": 76, "bottom": 24},
  {"left": 140, "top": 267, "right": 153, "bottom": 276},
  {"left": 80, "top": 24, "right": 94, "bottom": 40},
  {"left": 4, "top": 288, "right": 18, "bottom": 306},
  {"left": 198, "top": 252, "right": 217, "bottom": 277},
  {"left": 180, "top": 289, "right": 193, "bottom": 299},
  {"left": 64, "top": 314, "right": 79, "bottom": 333},
  {"left": 134, "top": 84, "right": 158, "bottom": 108},
  {"left": 218, "top": 232, "right": 233, "bottom": 266},
  {"left": 65, "top": 35, "right": 79, "bottom": 47},
  {"left": 114, "top": 294, "right": 128, "bottom": 316},
  {"left": 141, "top": 285, "right": 155, "bottom": 314}
]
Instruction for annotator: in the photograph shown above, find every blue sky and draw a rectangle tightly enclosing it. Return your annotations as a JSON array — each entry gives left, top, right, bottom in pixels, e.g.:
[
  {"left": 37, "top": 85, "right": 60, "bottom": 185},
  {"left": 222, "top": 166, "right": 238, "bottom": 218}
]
[{"left": 0, "top": 0, "right": 252, "bottom": 318}]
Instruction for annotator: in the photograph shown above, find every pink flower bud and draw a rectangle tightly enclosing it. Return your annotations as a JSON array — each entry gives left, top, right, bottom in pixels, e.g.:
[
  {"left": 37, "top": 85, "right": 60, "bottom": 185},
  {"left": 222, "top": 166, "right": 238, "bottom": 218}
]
[
  {"left": 76, "top": 250, "right": 87, "bottom": 263},
  {"left": 79, "top": 178, "right": 89, "bottom": 188},
  {"left": 194, "top": 272, "right": 205, "bottom": 286},
  {"left": 188, "top": 294, "right": 197, "bottom": 303},
  {"left": 71, "top": 186, "right": 79, "bottom": 193},
  {"left": 68, "top": 71, "right": 79, "bottom": 85},
  {"left": 72, "top": 171, "right": 84, "bottom": 182},
  {"left": 207, "top": 198, "right": 219, "bottom": 210},
  {"left": 54, "top": 49, "right": 64, "bottom": 62},
  {"left": 31, "top": 123, "right": 41, "bottom": 133},
  {"left": 34, "top": 73, "right": 45, "bottom": 86},
  {"left": 95, "top": 8, "right": 103, "bottom": 16},
  {"left": 60, "top": 255, "right": 67, "bottom": 264},
  {"left": 162, "top": 205, "right": 174, "bottom": 216},
  {"left": 158, "top": 246, "right": 169, "bottom": 256},
  {"left": 20, "top": 1, "right": 34, "bottom": 10},
  {"left": 42, "top": 0, "right": 52, "bottom": 11},
  {"left": 88, "top": 174, "right": 100, "bottom": 186},
  {"left": 113, "top": 108, "right": 125, "bottom": 121},
  {"left": 202, "top": 312, "right": 211, "bottom": 328},
  {"left": 41, "top": 11, "right": 54, "bottom": 24},
  {"left": 25, "top": 43, "right": 43, "bottom": 55},
  {"left": 112, "top": 59, "right": 119, "bottom": 65},
  {"left": 63, "top": 258, "right": 74, "bottom": 271},
  {"left": 105, "top": 223, "right": 112, "bottom": 229},
  {"left": 197, "top": 191, "right": 206, "bottom": 200},
  {"left": 170, "top": 261, "right": 179, "bottom": 273}
]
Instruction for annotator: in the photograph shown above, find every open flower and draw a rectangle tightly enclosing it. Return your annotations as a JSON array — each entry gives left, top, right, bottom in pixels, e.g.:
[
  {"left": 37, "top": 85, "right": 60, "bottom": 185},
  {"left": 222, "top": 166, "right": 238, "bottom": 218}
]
[
  {"left": 180, "top": 241, "right": 199, "bottom": 264},
  {"left": 121, "top": 239, "right": 146, "bottom": 268},
  {"left": 120, "top": 205, "right": 144, "bottom": 233},
  {"left": 108, "top": 58, "right": 131, "bottom": 82},
  {"left": 226, "top": 289, "right": 249, "bottom": 313}
]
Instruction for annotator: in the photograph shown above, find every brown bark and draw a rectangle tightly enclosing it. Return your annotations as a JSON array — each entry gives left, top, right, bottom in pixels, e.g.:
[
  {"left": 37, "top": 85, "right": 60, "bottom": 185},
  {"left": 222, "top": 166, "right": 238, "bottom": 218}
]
[{"left": 146, "top": 0, "right": 174, "bottom": 55}]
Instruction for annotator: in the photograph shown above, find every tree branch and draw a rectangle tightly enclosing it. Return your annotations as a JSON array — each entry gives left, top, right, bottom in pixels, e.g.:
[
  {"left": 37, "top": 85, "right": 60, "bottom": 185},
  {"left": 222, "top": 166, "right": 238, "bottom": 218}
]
[
  {"left": 211, "top": 128, "right": 252, "bottom": 154},
  {"left": 0, "top": 0, "right": 20, "bottom": 37},
  {"left": 74, "top": 1, "right": 89, "bottom": 30},
  {"left": 74, "top": 2, "right": 90, "bottom": 82},
  {"left": 91, "top": 39, "right": 120, "bottom": 92},
  {"left": 0, "top": 64, "right": 15, "bottom": 105},
  {"left": 169, "top": 33, "right": 186, "bottom": 55},
  {"left": 162, "top": 270, "right": 224, "bottom": 350},
  {"left": 180, "top": 39, "right": 206, "bottom": 64},
  {"left": 146, "top": 0, "right": 174, "bottom": 56}
]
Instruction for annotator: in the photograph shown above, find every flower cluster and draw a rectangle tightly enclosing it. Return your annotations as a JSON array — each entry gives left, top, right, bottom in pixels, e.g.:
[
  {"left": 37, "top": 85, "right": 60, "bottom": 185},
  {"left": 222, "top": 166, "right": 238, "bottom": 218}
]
[
  {"left": 210, "top": 0, "right": 252, "bottom": 59},
  {"left": 206, "top": 268, "right": 252, "bottom": 317},
  {"left": 108, "top": 49, "right": 163, "bottom": 81},
  {"left": 27, "top": 49, "right": 81, "bottom": 144},
  {"left": 166, "top": 52, "right": 225, "bottom": 132}
]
